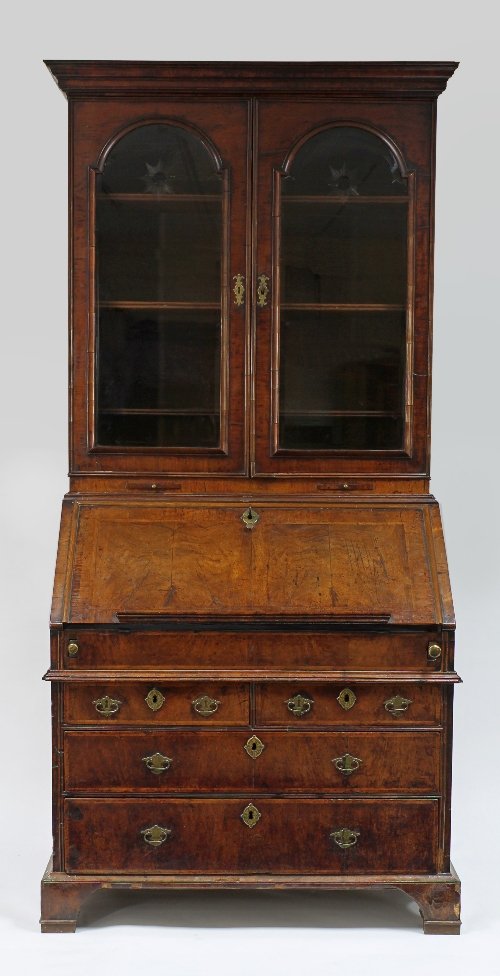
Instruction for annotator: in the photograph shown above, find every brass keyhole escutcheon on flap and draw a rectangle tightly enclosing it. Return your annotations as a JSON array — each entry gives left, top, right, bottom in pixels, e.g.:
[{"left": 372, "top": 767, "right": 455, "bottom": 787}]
[
  {"left": 142, "top": 752, "right": 172, "bottom": 774},
  {"left": 67, "top": 641, "right": 79, "bottom": 657},
  {"left": 93, "top": 695, "right": 122, "bottom": 717},
  {"left": 428, "top": 643, "right": 442, "bottom": 661},
  {"left": 244, "top": 735, "right": 265, "bottom": 759},
  {"left": 241, "top": 506, "right": 260, "bottom": 530},
  {"left": 241, "top": 803, "right": 261, "bottom": 828},
  {"left": 257, "top": 273, "right": 270, "bottom": 307},
  {"left": 233, "top": 272, "right": 245, "bottom": 307},
  {"left": 384, "top": 694, "right": 412, "bottom": 716},
  {"left": 192, "top": 694, "right": 220, "bottom": 717},
  {"left": 141, "top": 824, "right": 172, "bottom": 847},
  {"left": 337, "top": 688, "right": 357, "bottom": 711},
  {"left": 286, "top": 693, "right": 314, "bottom": 717},
  {"left": 331, "top": 827, "right": 360, "bottom": 849},
  {"left": 145, "top": 688, "right": 165, "bottom": 712},
  {"left": 332, "top": 753, "right": 362, "bottom": 776}
]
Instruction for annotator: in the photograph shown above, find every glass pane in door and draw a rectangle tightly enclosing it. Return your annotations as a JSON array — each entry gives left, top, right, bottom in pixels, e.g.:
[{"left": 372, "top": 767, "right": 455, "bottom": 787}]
[
  {"left": 95, "top": 123, "right": 223, "bottom": 449},
  {"left": 279, "top": 126, "right": 408, "bottom": 452}
]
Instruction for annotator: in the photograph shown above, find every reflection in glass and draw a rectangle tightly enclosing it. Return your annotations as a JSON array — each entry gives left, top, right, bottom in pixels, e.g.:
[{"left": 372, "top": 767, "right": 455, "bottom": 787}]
[
  {"left": 283, "top": 126, "right": 407, "bottom": 197},
  {"left": 95, "top": 123, "right": 223, "bottom": 449}
]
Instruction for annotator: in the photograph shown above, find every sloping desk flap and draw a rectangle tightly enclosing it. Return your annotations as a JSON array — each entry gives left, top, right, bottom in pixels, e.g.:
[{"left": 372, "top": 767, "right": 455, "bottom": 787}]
[{"left": 51, "top": 499, "right": 454, "bottom": 626}]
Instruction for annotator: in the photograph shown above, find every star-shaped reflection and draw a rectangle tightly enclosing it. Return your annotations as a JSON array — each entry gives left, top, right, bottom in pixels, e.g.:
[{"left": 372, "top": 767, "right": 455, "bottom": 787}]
[{"left": 141, "top": 160, "right": 176, "bottom": 194}]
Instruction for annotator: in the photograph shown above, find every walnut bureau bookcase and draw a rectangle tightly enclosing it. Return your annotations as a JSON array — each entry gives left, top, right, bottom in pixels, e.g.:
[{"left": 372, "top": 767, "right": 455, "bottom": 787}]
[{"left": 41, "top": 61, "right": 461, "bottom": 934}]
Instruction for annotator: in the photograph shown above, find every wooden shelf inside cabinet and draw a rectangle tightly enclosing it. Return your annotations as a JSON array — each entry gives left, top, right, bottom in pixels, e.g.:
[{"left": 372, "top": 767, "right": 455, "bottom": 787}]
[
  {"left": 100, "top": 408, "right": 219, "bottom": 416},
  {"left": 281, "top": 304, "right": 406, "bottom": 312},
  {"left": 97, "top": 193, "right": 222, "bottom": 202},
  {"left": 283, "top": 195, "right": 409, "bottom": 204},
  {"left": 99, "top": 301, "right": 221, "bottom": 310}
]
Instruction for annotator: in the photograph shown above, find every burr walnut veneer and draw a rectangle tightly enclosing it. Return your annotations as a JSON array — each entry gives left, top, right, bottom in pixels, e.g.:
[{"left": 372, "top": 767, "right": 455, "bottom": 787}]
[{"left": 42, "top": 61, "right": 460, "bottom": 934}]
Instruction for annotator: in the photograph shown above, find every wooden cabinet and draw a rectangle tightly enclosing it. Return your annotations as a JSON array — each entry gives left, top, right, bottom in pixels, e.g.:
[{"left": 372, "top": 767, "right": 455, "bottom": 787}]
[{"left": 41, "top": 61, "right": 461, "bottom": 934}]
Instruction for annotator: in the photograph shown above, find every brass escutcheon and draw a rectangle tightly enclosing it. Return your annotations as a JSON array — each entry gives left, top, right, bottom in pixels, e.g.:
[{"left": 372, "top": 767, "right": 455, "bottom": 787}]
[
  {"left": 244, "top": 735, "right": 265, "bottom": 759},
  {"left": 241, "top": 803, "right": 261, "bottom": 828},
  {"left": 233, "top": 273, "right": 245, "bottom": 307},
  {"left": 93, "top": 695, "right": 122, "bottom": 717},
  {"left": 428, "top": 643, "right": 442, "bottom": 661},
  {"left": 337, "top": 688, "right": 357, "bottom": 711},
  {"left": 192, "top": 694, "right": 220, "bottom": 717},
  {"left": 286, "top": 693, "right": 313, "bottom": 717},
  {"left": 331, "top": 827, "right": 360, "bottom": 849},
  {"left": 384, "top": 694, "right": 412, "bottom": 716},
  {"left": 142, "top": 752, "right": 172, "bottom": 774},
  {"left": 67, "top": 641, "right": 79, "bottom": 657},
  {"left": 332, "top": 753, "right": 362, "bottom": 776},
  {"left": 241, "top": 506, "right": 260, "bottom": 530},
  {"left": 257, "top": 273, "right": 270, "bottom": 307},
  {"left": 145, "top": 688, "right": 165, "bottom": 712},
  {"left": 141, "top": 824, "right": 171, "bottom": 847}
]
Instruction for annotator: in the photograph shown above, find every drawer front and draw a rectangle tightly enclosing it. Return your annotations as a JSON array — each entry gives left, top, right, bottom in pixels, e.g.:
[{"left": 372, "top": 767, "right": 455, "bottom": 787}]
[
  {"left": 64, "top": 729, "right": 441, "bottom": 794},
  {"left": 61, "top": 629, "right": 442, "bottom": 672},
  {"left": 64, "top": 797, "right": 439, "bottom": 875},
  {"left": 64, "top": 683, "right": 250, "bottom": 726},
  {"left": 255, "top": 683, "right": 442, "bottom": 727}
]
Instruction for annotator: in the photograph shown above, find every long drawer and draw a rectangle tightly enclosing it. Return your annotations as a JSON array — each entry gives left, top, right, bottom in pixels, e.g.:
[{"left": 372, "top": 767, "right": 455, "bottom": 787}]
[
  {"left": 64, "top": 683, "right": 250, "bottom": 726},
  {"left": 64, "top": 797, "right": 440, "bottom": 875},
  {"left": 63, "top": 729, "right": 442, "bottom": 794},
  {"left": 255, "top": 683, "right": 442, "bottom": 727},
  {"left": 61, "top": 629, "right": 444, "bottom": 672}
]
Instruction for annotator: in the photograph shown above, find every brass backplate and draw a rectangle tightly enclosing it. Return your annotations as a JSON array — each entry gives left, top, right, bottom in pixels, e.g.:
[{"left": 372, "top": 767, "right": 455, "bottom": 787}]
[
  {"left": 286, "top": 693, "right": 313, "bottom": 717},
  {"left": 332, "top": 753, "right": 362, "bottom": 776},
  {"left": 241, "top": 803, "right": 261, "bottom": 828},
  {"left": 244, "top": 735, "right": 265, "bottom": 759},
  {"left": 384, "top": 694, "right": 412, "bottom": 715},
  {"left": 93, "top": 695, "right": 122, "bottom": 717},
  {"left": 233, "top": 272, "right": 245, "bottom": 307},
  {"left": 145, "top": 688, "right": 165, "bottom": 712},
  {"left": 337, "top": 688, "right": 357, "bottom": 711},
  {"left": 142, "top": 752, "right": 172, "bottom": 774},
  {"left": 192, "top": 694, "right": 220, "bottom": 716},
  {"left": 331, "top": 827, "right": 360, "bottom": 849},
  {"left": 141, "top": 824, "right": 172, "bottom": 847}
]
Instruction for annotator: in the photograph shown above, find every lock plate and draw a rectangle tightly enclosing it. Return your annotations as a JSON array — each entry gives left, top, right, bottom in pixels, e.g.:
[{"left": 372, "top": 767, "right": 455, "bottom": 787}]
[
  {"left": 241, "top": 803, "right": 261, "bottom": 828},
  {"left": 145, "top": 688, "right": 165, "bottom": 712},
  {"left": 337, "top": 688, "right": 357, "bottom": 711},
  {"left": 244, "top": 735, "right": 265, "bottom": 759}
]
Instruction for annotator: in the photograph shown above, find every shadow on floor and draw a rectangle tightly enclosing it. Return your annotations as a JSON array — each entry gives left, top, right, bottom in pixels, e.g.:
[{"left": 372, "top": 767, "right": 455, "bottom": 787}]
[{"left": 78, "top": 887, "right": 422, "bottom": 932}]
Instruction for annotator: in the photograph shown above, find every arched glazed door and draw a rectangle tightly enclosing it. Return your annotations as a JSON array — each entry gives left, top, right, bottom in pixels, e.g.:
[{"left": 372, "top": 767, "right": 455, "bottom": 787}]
[
  {"left": 253, "top": 103, "right": 428, "bottom": 478},
  {"left": 72, "top": 100, "right": 249, "bottom": 475}
]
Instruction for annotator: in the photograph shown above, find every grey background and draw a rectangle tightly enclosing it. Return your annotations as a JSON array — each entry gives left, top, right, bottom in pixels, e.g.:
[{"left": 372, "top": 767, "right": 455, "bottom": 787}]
[{"left": 1, "top": 0, "right": 499, "bottom": 971}]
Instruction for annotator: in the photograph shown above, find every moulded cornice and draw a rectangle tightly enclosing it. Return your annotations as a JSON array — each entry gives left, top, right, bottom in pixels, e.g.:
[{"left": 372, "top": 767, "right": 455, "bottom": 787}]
[{"left": 44, "top": 60, "right": 459, "bottom": 99}]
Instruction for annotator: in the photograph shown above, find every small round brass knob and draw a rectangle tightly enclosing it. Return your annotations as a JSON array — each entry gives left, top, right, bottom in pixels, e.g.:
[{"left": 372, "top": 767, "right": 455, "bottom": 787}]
[
  {"left": 67, "top": 641, "right": 79, "bottom": 657},
  {"left": 428, "top": 643, "right": 442, "bottom": 661}
]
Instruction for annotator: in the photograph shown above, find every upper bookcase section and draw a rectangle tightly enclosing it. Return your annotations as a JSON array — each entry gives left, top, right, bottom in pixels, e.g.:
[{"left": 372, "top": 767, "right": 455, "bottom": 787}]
[
  {"left": 45, "top": 61, "right": 458, "bottom": 488},
  {"left": 45, "top": 60, "right": 458, "bottom": 99}
]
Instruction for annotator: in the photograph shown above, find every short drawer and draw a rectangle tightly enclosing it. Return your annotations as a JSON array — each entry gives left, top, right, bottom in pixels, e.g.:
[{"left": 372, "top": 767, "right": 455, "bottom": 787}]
[
  {"left": 63, "top": 729, "right": 441, "bottom": 794},
  {"left": 63, "top": 683, "right": 250, "bottom": 726},
  {"left": 61, "top": 629, "right": 444, "bottom": 672},
  {"left": 255, "top": 683, "right": 442, "bottom": 727},
  {"left": 64, "top": 797, "right": 440, "bottom": 875}
]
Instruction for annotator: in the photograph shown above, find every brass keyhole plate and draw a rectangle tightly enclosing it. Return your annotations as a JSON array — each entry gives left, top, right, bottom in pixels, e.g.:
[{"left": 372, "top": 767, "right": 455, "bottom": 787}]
[
  {"left": 145, "top": 688, "right": 165, "bottom": 712},
  {"left": 241, "top": 803, "right": 261, "bottom": 828},
  {"left": 337, "top": 688, "right": 357, "bottom": 711},
  {"left": 244, "top": 735, "right": 265, "bottom": 759}
]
